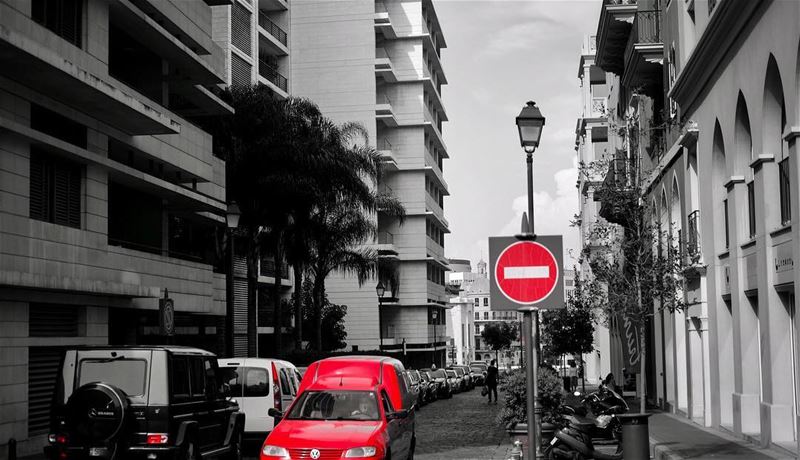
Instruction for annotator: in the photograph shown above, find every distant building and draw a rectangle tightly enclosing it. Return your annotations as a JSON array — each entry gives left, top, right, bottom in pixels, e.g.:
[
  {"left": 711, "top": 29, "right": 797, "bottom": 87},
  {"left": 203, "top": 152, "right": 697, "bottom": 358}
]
[{"left": 446, "top": 258, "right": 475, "bottom": 365}]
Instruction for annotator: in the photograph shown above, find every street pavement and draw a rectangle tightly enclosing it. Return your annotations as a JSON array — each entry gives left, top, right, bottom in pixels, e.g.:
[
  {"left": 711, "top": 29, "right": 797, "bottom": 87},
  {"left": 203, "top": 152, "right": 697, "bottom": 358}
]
[{"left": 414, "top": 386, "right": 513, "bottom": 460}]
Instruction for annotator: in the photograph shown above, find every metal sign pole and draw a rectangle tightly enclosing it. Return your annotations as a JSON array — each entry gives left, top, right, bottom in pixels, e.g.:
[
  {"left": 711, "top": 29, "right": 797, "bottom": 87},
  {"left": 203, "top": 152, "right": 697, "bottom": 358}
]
[{"left": 523, "top": 311, "right": 536, "bottom": 459}]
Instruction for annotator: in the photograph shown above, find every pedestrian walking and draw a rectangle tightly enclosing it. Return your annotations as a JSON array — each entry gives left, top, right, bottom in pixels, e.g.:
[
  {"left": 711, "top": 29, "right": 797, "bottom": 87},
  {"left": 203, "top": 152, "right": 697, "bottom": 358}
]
[{"left": 485, "top": 359, "right": 499, "bottom": 403}]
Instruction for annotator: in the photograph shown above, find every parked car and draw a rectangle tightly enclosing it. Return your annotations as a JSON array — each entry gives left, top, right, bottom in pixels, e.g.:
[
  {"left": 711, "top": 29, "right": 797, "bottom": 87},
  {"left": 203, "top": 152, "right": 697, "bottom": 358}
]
[
  {"left": 218, "top": 358, "right": 301, "bottom": 440},
  {"left": 453, "top": 365, "right": 476, "bottom": 389},
  {"left": 448, "top": 367, "right": 470, "bottom": 391},
  {"left": 421, "top": 368, "right": 451, "bottom": 399},
  {"left": 418, "top": 371, "right": 438, "bottom": 403},
  {"left": 262, "top": 356, "right": 416, "bottom": 460},
  {"left": 445, "top": 369, "right": 462, "bottom": 394},
  {"left": 45, "top": 346, "right": 245, "bottom": 460},
  {"left": 470, "top": 362, "right": 488, "bottom": 385},
  {"left": 406, "top": 370, "right": 427, "bottom": 407}
]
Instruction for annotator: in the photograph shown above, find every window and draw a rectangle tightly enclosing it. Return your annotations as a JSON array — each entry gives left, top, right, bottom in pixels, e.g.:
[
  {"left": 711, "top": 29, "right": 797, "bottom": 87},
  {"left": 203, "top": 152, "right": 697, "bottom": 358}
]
[
  {"left": 79, "top": 359, "right": 147, "bottom": 397},
  {"left": 231, "top": 53, "right": 252, "bottom": 87},
  {"left": 475, "top": 339, "right": 481, "bottom": 350},
  {"left": 189, "top": 358, "right": 206, "bottom": 398},
  {"left": 475, "top": 324, "right": 480, "bottom": 334},
  {"left": 231, "top": 1, "right": 252, "bottom": 55},
  {"left": 170, "top": 357, "right": 191, "bottom": 401},
  {"left": 381, "top": 390, "right": 395, "bottom": 415},
  {"left": 29, "top": 148, "right": 82, "bottom": 228},
  {"left": 279, "top": 369, "right": 292, "bottom": 396},
  {"left": 29, "top": 304, "right": 79, "bottom": 337},
  {"left": 483, "top": 312, "right": 489, "bottom": 320},
  {"left": 747, "top": 181, "right": 756, "bottom": 238},
  {"left": 474, "top": 298, "right": 479, "bottom": 307},
  {"left": 243, "top": 368, "right": 269, "bottom": 397},
  {"left": 219, "top": 367, "right": 243, "bottom": 397},
  {"left": 32, "top": 0, "right": 82, "bottom": 47},
  {"left": 483, "top": 297, "right": 489, "bottom": 306},
  {"left": 723, "top": 198, "right": 730, "bottom": 249},
  {"left": 780, "top": 158, "right": 791, "bottom": 225},
  {"left": 474, "top": 312, "right": 479, "bottom": 320},
  {"left": 492, "top": 312, "right": 496, "bottom": 320}
]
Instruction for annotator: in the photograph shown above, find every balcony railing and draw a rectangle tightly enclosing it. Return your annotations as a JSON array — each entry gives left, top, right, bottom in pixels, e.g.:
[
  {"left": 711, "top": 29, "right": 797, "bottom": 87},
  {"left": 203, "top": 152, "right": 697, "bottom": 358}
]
[
  {"left": 260, "top": 257, "right": 290, "bottom": 279},
  {"left": 378, "top": 231, "right": 394, "bottom": 244},
  {"left": 258, "top": 11, "right": 288, "bottom": 46},
  {"left": 684, "top": 210, "right": 701, "bottom": 266},
  {"left": 632, "top": 10, "right": 661, "bottom": 44},
  {"left": 379, "top": 138, "right": 392, "bottom": 151},
  {"left": 602, "top": 156, "right": 631, "bottom": 190},
  {"left": 258, "top": 59, "right": 288, "bottom": 92}
]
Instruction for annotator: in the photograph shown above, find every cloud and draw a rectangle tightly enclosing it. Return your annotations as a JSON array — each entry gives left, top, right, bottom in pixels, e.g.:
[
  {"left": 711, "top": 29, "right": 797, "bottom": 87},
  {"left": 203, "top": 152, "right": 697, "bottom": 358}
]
[{"left": 495, "top": 158, "right": 580, "bottom": 265}]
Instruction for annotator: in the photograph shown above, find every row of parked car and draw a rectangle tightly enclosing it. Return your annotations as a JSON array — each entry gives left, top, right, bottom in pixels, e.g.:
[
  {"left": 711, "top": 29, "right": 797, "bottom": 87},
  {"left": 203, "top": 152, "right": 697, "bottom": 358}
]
[
  {"left": 405, "top": 362, "right": 489, "bottom": 406},
  {"left": 43, "top": 345, "right": 494, "bottom": 460}
]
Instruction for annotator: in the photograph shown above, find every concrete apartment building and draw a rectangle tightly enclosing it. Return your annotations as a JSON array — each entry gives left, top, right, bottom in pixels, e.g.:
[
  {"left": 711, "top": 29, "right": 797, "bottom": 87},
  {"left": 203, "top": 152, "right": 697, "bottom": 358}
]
[
  {"left": 0, "top": 0, "right": 230, "bottom": 456},
  {"left": 210, "top": 0, "right": 293, "bottom": 356},
  {"left": 574, "top": 34, "right": 616, "bottom": 385},
  {"left": 289, "top": 0, "right": 451, "bottom": 368},
  {"left": 588, "top": 0, "right": 800, "bottom": 454}
]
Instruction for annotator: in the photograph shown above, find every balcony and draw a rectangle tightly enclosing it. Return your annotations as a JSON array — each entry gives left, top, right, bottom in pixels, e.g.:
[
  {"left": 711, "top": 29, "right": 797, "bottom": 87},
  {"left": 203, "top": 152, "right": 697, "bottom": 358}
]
[
  {"left": 591, "top": 97, "right": 607, "bottom": 118},
  {"left": 377, "top": 231, "right": 399, "bottom": 256},
  {"left": 595, "top": 0, "right": 638, "bottom": 75},
  {"left": 374, "top": 3, "right": 397, "bottom": 39},
  {"left": 376, "top": 94, "right": 398, "bottom": 127},
  {"left": 622, "top": 10, "right": 664, "bottom": 96},
  {"left": 375, "top": 48, "right": 398, "bottom": 83},
  {"left": 377, "top": 138, "right": 398, "bottom": 171},
  {"left": 598, "top": 156, "right": 634, "bottom": 225},
  {"left": 259, "top": 256, "right": 291, "bottom": 284},
  {"left": 681, "top": 210, "right": 705, "bottom": 276},
  {"left": 258, "top": 11, "right": 288, "bottom": 54},
  {"left": 258, "top": 59, "right": 288, "bottom": 96},
  {"left": 258, "top": 0, "right": 288, "bottom": 11}
]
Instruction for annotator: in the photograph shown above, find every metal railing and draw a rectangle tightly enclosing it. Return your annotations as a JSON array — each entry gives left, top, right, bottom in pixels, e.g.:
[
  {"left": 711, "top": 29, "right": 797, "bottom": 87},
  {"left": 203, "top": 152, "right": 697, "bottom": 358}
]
[
  {"left": 602, "top": 156, "right": 631, "bottom": 190},
  {"left": 378, "top": 231, "right": 394, "bottom": 245},
  {"left": 258, "top": 59, "right": 288, "bottom": 92},
  {"left": 684, "top": 210, "right": 701, "bottom": 265},
  {"left": 632, "top": 10, "right": 662, "bottom": 44},
  {"left": 258, "top": 11, "right": 288, "bottom": 46}
]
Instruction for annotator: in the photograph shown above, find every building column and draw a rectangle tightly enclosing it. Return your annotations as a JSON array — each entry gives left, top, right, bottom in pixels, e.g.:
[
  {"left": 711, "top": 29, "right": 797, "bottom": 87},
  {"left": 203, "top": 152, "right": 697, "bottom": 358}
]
[
  {"left": 726, "top": 178, "right": 762, "bottom": 435},
  {"left": 786, "top": 131, "right": 800, "bottom": 452}
]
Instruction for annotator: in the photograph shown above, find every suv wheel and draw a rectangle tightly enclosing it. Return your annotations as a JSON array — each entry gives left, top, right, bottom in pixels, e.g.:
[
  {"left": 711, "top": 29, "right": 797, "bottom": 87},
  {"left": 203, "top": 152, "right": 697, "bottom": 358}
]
[
  {"left": 65, "top": 383, "right": 129, "bottom": 444},
  {"left": 179, "top": 439, "right": 198, "bottom": 460},
  {"left": 226, "top": 428, "right": 242, "bottom": 460}
]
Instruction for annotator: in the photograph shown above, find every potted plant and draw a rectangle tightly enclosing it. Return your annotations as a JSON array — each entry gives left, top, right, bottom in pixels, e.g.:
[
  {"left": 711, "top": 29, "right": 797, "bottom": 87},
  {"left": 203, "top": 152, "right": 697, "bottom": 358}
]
[{"left": 497, "top": 367, "right": 565, "bottom": 449}]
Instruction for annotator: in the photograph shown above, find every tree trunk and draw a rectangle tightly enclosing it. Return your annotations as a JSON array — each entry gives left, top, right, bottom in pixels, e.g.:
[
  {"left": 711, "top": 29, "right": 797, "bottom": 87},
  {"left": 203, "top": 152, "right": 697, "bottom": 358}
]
[
  {"left": 635, "top": 269, "right": 646, "bottom": 414},
  {"left": 272, "top": 241, "right": 283, "bottom": 358},
  {"left": 293, "top": 263, "right": 303, "bottom": 350},
  {"left": 312, "top": 275, "right": 325, "bottom": 351}
]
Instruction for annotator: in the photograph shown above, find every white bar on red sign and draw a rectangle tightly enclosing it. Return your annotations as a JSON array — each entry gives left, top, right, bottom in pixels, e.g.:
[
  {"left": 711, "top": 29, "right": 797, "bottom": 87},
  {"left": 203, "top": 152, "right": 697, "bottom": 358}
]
[{"left": 503, "top": 266, "right": 550, "bottom": 279}]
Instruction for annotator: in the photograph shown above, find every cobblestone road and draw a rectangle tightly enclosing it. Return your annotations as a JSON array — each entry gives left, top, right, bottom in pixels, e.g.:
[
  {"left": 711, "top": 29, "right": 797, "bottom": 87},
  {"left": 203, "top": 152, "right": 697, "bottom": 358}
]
[{"left": 415, "top": 387, "right": 512, "bottom": 460}]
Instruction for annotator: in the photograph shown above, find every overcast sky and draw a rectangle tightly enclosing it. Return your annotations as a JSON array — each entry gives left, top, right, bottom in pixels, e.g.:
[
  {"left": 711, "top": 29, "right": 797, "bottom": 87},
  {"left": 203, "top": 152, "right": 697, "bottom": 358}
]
[{"left": 437, "top": 0, "right": 601, "bottom": 269}]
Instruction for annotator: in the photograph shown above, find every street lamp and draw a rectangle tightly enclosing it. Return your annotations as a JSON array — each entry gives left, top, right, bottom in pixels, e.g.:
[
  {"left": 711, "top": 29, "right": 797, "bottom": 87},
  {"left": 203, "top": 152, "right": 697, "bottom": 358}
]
[
  {"left": 515, "top": 101, "right": 546, "bottom": 459},
  {"left": 225, "top": 201, "right": 241, "bottom": 358},
  {"left": 431, "top": 308, "right": 439, "bottom": 367},
  {"left": 376, "top": 281, "right": 386, "bottom": 349}
]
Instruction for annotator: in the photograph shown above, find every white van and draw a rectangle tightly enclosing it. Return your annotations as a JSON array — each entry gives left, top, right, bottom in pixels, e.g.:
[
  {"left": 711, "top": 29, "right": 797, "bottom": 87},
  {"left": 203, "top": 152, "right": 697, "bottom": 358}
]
[{"left": 217, "top": 358, "right": 302, "bottom": 437}]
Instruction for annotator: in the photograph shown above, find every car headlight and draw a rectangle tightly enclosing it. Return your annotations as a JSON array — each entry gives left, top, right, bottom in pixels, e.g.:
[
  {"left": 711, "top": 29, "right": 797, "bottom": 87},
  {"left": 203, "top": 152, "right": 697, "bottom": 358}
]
[
  {"left": 261, "top": 445, "right": 290, "bottom": 458},
  {"left": 344, "top": 446, "right": 378, "bottom": 457}
]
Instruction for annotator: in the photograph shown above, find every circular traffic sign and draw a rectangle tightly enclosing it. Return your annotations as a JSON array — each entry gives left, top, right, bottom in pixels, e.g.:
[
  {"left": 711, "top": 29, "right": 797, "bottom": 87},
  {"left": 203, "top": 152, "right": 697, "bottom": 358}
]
[{"left": 494, "top": 241, "right": 559, "bottom": 305}]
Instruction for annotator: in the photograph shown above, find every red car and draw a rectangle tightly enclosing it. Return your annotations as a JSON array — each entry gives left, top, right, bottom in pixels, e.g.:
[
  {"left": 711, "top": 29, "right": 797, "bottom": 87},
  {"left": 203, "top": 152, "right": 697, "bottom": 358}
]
[{"left": 261, "top": 356, "right": 416, "bottom": 460}]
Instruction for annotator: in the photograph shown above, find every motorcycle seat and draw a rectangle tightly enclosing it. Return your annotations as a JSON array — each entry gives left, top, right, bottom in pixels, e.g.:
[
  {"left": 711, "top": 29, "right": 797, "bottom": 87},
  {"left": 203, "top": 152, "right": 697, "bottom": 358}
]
[{"left": 567, "top": 415, "right": 597, "bottom": 432}]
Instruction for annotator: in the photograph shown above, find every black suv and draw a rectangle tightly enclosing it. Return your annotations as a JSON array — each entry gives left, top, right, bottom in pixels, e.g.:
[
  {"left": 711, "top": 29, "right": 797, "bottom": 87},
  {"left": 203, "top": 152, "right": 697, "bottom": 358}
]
[{"left": 45, "top": 346, "right": 244, "bottom": 460}]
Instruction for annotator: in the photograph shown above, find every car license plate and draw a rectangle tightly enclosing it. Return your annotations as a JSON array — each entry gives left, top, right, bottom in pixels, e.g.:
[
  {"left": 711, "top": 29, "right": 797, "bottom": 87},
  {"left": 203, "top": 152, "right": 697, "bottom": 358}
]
[
  {"left": 89, "top": 447, "right": 108, "bottom": 457},
  {"left": 550, "top": 437, "right": 558, "bottom": 446}
]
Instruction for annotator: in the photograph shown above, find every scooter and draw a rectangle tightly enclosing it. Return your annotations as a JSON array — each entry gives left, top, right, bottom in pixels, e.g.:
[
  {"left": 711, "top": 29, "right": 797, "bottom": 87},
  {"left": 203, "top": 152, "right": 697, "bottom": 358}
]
[
  {"left": 544, "top": 414, "right": 623, "bottom": 460},
  {"left": 575, "top": 385, "right": 628, "bottom": 443}
]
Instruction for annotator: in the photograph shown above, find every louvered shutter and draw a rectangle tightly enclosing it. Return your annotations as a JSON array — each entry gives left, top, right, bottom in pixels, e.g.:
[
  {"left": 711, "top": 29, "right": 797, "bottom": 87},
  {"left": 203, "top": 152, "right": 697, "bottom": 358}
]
[
  {"left": 28, "top": 347, "right": 64, "bottom": 435},
  {"left": 231, "top": 54, "right": 252, "bottom": 87},
  {"left": 52, "top": 164, "right": 81, "bottom": 228},
  {"left": 231, "top": 3, "right": 252, "bottom": 56},
  {"left": 233, "top": 278, "right": 249, "bottom": 357},
  {"left": 29, "top": 152, "right": 51, "bottom": 221},
  {"left": 29, "top": 304, "right": 79, "bottom": 337}
]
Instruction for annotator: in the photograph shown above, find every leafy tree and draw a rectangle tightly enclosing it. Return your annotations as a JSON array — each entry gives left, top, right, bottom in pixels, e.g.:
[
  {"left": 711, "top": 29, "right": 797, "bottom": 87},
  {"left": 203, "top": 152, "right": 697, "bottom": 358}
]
[
  {"left": 578, "top": 136, "right": 684, "bottom": 412},
  {"left": 288, "top": 278, "right": 347, "bottom": 351},
  {"left": 481, "top": 322, "right": 518, "bottom": 364}
]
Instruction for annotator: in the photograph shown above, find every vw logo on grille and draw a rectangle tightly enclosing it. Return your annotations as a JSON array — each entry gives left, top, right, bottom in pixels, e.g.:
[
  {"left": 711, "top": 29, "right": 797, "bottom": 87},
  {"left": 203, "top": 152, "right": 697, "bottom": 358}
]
[{"left": 310, "top": 449, "right": 321, "bottom": 459}]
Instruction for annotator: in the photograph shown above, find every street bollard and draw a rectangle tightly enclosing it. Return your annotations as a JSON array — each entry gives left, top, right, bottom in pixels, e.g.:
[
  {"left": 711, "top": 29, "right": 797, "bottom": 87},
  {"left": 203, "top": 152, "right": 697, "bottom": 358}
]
[
  {"left": 507, "top": 440, "right": 523, "bottom": 460},
  {"left": 8, "top": 438, "right": 17, "bottom": 460},
  {"left": 617, "top": 414, "right": 651, "bottom": 460}
]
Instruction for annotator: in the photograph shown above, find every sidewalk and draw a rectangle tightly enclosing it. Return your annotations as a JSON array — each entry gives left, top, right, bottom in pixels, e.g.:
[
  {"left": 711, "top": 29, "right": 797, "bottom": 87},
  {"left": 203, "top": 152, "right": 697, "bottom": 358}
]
[{"left": 649, "top": 411, "right": 796, "bottom": 460}]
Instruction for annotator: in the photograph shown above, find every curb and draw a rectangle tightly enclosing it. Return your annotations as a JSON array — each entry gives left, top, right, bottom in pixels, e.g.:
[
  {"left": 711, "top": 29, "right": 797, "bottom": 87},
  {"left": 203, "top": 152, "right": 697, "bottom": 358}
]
[{"left": 650, "top": 437, "right": 682, "bottom": 460}]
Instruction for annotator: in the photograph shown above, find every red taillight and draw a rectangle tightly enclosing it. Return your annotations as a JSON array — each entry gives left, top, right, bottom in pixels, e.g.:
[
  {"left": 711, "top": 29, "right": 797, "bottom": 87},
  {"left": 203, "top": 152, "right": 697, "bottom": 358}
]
[
  {"left": 271, "top": 362, "right": 282, "bottom": 412},
  {"left": 49, "top": 434, "right": 68, "bottom": 444},
  {"left": 146, "top": 434, "right": 169, "bottom": 445}
]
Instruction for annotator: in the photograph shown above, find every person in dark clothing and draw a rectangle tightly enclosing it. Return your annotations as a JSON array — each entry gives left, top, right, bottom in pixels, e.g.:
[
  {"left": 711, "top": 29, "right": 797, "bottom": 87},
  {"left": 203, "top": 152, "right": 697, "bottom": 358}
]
[{"left": 485, "top": 360, "right": 499, "bottom": 403}]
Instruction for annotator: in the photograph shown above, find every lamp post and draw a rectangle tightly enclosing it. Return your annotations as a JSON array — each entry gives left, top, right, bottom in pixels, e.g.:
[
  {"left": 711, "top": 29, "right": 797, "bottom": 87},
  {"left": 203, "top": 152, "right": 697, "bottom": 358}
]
[
  {"left": 515, "top": 101, "right": 545, "bottom": 459},
  {"left": 431, "top": 308, "right": 439, "bottom": 367},
  {"left": 376, "top": 281, "right": 386, "bottom": 350},
  {"left": 225, "top": 201, "right": 241, "bottom": 358}
]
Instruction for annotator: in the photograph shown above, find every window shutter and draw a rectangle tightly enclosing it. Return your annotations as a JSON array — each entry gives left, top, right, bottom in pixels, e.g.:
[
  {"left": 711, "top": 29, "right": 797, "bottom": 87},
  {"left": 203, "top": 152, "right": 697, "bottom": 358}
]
[
  {"left": 28, "top": 347, "right": 64, "bottom": 435},
  {"left": 29, "top": 152, "right": 51, "bottom": 221},
  {"left": 231, "top": 3, "right": 252, "bottom": 56},
  {"left": 231, "top": 54, "right": 252, "bottom": 87}
]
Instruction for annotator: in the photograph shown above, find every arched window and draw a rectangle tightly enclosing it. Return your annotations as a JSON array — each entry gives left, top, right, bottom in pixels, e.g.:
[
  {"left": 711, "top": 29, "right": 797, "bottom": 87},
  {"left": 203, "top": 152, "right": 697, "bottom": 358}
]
[
  {"left": 763, "top": 55, "right": 789, "bottom": 224},
  {"left": 671, "top": 175, "right": 681, "bottom": 259},
  {"left": 712, "top": 121, "right": 728, "bottom": 250},
  {"left": 735, "top": 92, "right": 756, "bottom": 238}
]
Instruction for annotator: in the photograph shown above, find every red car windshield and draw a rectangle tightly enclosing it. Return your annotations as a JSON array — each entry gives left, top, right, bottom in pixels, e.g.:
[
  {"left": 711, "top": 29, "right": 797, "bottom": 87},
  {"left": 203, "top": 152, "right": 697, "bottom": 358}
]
[{"left": 286, "top": 390, "right": 381, "bottom": 421}]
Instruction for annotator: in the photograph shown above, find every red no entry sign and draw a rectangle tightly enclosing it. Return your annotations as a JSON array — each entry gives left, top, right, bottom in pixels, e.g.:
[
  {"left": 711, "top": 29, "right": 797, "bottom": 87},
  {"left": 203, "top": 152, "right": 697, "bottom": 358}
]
[{"left": 489, "top": 236, "right": 564, "bottom": 310}]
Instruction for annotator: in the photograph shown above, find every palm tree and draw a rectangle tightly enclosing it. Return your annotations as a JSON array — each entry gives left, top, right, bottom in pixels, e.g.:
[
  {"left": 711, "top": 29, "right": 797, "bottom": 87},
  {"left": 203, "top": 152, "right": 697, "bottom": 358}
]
[{"left": 305, "top": 122, "right": 405, "bottom": 351}]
